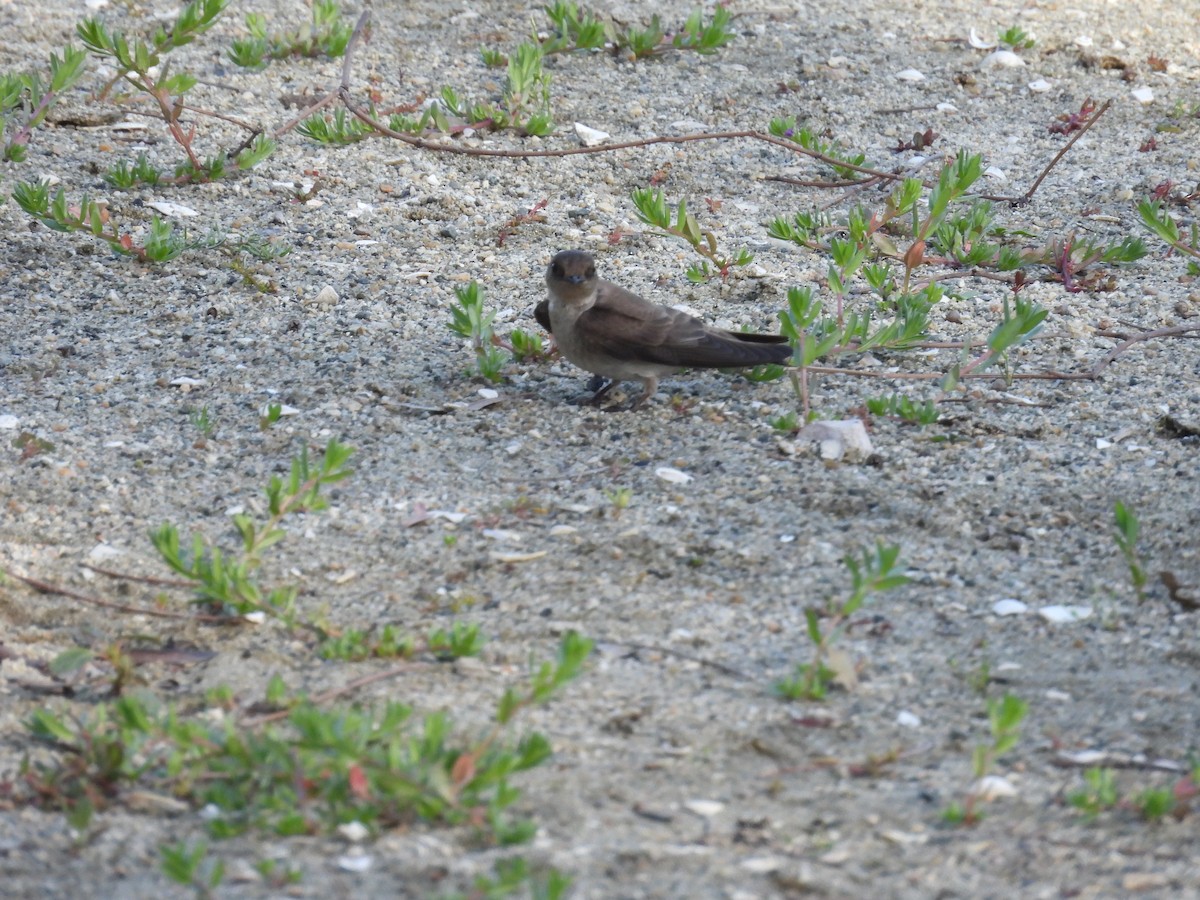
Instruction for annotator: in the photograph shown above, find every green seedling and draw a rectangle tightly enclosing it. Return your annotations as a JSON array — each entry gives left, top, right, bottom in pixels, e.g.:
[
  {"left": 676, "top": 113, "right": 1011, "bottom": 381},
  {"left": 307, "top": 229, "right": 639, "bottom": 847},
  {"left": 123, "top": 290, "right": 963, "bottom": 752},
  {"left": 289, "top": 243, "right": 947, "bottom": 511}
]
[
  {"left": 1068, "top": 767, "right": 1119, "bottom": 820},
  {"left": 1112, "top": 501, "right": 1148, "bottom": 603},
  {"left": 451, "top": 857, "right": 572, "bottom": 900},
  {"left": 151, "top": 439, "right": 353, "bottom": 627},
  {"left": 161, "top": 841, "right": 225, "bottom": 899},
  {"left": 0, "top": 43, "right": 88, "bottom": 162},
  {"left": 189, "top": 407, "right": 216, "bottom": 439},
  {"left": 942, "top": 693, "right": 1028, "bottom": 825},
  {"left": 449, "top": 281, "right": 507, "bottom": 382},
  {"left": 1136, "top": 787, "right": 1175, "bottom": 821},
  {"left": 776, "top": 542, "right": 908, "bottom": 701},
  {"left": 21, "top": 633, "right": 593, "bottom": 842},
  {"left": 77, "top": 0, "right": 275, "bottom": 183},
  {"left": 997, "top": 26, "right": 1035, "bottom": 51},
  {"left": 229, "top": 0, "right": 353, "bottom": 70},
  {"left": 866, "top": 394, "right": 938, "bottom": 426},
  {"left": 1139, "top": 198, "right": 1200, "bottom": 274},
  {"left": 604, "top": 487, "right": 633, "bottom": 516},
  {"left": 631, "top": 187, "right": 753, "bottom": 281},
  {"left": 258, "top": 402, "right": 283, "bottom": 431}
]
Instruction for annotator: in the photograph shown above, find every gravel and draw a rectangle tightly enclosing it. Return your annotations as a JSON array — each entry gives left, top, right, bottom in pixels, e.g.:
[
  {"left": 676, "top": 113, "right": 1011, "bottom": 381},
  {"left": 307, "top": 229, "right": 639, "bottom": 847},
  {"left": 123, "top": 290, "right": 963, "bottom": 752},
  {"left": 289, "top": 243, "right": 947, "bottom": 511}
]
[{"left": 2, "top": 0, "right": 1199, "bottom": 897}]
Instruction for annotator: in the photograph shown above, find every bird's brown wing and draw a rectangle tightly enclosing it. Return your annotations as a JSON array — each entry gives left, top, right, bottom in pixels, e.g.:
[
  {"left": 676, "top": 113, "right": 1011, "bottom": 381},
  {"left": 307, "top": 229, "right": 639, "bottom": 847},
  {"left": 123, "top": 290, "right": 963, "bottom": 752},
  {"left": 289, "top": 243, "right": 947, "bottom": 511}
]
[
  {"left": 534, "top": 299, "right": 552, "bottom": 334},
  {"left": 578, "top": 282, "right": 790, "bottom": 369}
]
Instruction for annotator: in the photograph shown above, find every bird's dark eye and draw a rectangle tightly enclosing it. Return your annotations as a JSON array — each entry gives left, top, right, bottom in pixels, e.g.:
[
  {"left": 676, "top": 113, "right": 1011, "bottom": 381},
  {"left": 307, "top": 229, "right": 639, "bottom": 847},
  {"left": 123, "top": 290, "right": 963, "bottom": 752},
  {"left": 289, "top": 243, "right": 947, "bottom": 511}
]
[
  {"left": 551, "top": 263, "right": 563, "bottom": 277},
  {"left": 585, "top": 267, "right": 595, "bottom": 278}
]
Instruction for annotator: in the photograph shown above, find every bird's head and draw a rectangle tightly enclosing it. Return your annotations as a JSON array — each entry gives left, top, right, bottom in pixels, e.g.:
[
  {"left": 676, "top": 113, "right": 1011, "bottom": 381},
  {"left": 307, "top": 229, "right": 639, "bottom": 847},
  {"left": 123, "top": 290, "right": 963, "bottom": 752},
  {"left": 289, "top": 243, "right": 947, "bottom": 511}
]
[{"left": 546, "top": 250, "right": 598, "bottom": 304}]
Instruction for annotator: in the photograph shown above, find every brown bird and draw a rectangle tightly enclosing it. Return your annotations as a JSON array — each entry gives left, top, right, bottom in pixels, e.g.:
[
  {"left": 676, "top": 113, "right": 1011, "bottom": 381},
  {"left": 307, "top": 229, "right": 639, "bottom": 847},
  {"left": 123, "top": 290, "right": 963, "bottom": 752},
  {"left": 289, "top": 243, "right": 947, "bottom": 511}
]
[{"left": 536, "top": 249, "right": 791, "bottom": 409}]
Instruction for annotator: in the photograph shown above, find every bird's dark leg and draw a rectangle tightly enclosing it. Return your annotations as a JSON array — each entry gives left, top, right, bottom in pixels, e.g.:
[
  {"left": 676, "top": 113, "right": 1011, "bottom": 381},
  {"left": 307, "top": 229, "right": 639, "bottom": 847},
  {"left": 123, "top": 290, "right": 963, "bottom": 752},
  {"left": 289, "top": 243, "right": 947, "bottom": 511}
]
[
  {"left": 571, "top": 377, "right": 618, "bottom": 406},
  {"left": 626, "top": 377, "right": 658, "bottom": 411}
]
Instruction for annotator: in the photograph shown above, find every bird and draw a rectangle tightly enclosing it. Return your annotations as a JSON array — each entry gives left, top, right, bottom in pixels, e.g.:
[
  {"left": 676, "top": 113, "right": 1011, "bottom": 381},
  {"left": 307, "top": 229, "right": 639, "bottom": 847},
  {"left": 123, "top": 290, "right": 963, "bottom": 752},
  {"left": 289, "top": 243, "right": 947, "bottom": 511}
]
[{"left": 536, "top": 249, "right": 791, "bottom": 409}]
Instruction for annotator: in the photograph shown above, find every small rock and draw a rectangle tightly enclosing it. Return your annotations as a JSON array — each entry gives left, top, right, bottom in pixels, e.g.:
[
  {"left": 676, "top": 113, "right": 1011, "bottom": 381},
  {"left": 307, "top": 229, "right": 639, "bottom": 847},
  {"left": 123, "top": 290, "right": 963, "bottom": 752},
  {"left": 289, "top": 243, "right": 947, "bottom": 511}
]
[
  {"left": 337, "top": 821, "right": 370, "bottom": 843},
  {"left": 655, "top": 467, "right": 693, "bottom": 484},
  {"left": 1130, "top": 87, "right": 1154, "bottom": 104},
  {"left": 308, "top": 285, "right": 339, "bottom": 310},
  {"left": 1038, "top": 605, "right": 1093, "bottom": 624},
  {"left": 337, "top": 851, "right": 373, "bottom": 873},
  {"left": 0, "top": 414, "right": 19, "bottom": 429},
  {"left": 993, "top": 598, "right": 1028, "bottom": 616},
  {"left": 574, "top": 122, "right": 610, "bottom": 146},
  {"left": 797, "top": 419, "right": 873, "bottom": 461},
  {"left": 740, "top": 857, "right": 783, "bottom": 874},
  {"left": 980, "top": 50, "right": 1025, "bottom": 69},
  {"left": 1122, "top": 872, "right": 1169, "bottom": 892},
  {"left": 971, "top": 775, "right": 1017, "bottom": 800}
]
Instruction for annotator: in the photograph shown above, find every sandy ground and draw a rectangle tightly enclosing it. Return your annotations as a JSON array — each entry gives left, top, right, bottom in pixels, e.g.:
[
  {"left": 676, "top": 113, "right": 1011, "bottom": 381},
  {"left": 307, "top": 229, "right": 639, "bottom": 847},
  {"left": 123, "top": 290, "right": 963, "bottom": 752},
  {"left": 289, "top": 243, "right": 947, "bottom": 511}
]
[{"left": 2, "top": 0, "right": 1199, "bottom": 897}]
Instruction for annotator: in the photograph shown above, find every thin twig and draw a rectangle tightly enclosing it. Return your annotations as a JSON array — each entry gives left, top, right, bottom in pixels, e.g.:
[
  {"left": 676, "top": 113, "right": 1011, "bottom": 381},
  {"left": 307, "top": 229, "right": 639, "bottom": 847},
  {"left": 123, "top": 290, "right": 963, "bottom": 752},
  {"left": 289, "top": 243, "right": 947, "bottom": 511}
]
[
  {"left": 82, "top": 563, "right": 194, "bottom": 588},
  {"left": 979, "top": 99, "right": 1113, "bottom": 204},
  {"left": 241, "top": 661, "right": 419, "bottom": 725},
  {"left": 7, "top": 571, "right": 231, "bottom": 623}
]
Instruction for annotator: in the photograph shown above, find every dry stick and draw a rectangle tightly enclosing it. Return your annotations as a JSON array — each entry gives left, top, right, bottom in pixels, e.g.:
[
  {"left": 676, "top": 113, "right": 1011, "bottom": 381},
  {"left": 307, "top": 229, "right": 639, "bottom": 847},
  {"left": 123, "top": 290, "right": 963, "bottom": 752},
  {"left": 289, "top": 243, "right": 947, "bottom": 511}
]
[
  {"left": 8, "top": 571, "right": 232, "bottom": 623},
  {"left": 979, "top": 99, "right": 1113, "bottom": 204},
  {"left": 327, "top": 10, "right": 1088, "bottom": 208},
  {"left": 240, "top": 662, "right": 420, "bottom": 726},
  {"left": 82, "top": 563, "right": 194, "bottom": 588}
]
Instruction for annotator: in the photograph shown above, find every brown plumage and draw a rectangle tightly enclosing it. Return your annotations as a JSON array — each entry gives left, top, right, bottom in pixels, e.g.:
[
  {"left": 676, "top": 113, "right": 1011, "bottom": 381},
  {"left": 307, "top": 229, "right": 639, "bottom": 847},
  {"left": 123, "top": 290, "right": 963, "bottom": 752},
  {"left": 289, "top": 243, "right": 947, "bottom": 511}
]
[{"left": 539, "top": 250, "right": 790, "bottom": 408}]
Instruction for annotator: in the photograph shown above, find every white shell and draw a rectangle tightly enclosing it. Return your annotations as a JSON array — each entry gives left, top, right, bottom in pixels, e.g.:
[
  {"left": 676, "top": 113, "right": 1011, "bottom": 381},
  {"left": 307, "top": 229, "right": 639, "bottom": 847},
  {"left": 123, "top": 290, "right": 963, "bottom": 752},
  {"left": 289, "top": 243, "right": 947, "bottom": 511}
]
[
  {"left": 655, "top": 466, "right": 693, "bottom": 484},
  {"left": 1038, "top": 604, "right": 1093, "bottom": 624},
  {"left": 980, "top": 50, "right": 1026, "bottom": 69},
  {"left": 968, "top": 28, "right": 997, "bottom": 50},
  {"left": 148, "top": 200, "right": 199, "bottom": 218},
  {"left": 993, "top": 598, "right": 1028, "bottom": 616},
  {"left": 1131, "top": 87, "right": 1154, "bottom": 104},
  {"left": 574, "top": 122, "right": 610, "bottom": 147},
  {"left": 895, "top": 68, "right": 925, "bottom": 82},
  {"left": 1028, "top": 79, "right": 1051, "bottom": 93}
]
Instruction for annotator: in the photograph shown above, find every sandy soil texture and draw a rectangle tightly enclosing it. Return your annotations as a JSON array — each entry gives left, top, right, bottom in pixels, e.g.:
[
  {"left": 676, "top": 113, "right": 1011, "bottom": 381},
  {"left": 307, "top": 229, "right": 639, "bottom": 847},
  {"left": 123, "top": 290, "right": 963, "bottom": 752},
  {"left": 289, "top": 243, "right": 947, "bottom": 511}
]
[{"left": 2, "top": 0, "right": 1199, "bottom": 897}]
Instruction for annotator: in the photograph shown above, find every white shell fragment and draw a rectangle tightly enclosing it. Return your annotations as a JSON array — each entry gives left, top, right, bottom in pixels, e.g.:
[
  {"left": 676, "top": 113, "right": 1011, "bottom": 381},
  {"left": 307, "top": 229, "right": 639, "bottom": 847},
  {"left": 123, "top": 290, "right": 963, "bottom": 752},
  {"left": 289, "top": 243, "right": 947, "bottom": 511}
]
[
  {"left": 258, "top": 403, "right": 299, "bottom": 417},
  {"left": 684, "top": 800, "right": 725, "bottom": 817},
  {"left": 968, "top": 28, "right": 997, "bottom": 50},
  {"left": 1038, "top": 605, "right": 1093, "bottom": 624},
  {"left": 1130, "top": 87, "right": 1154, "bottom": 104},
  {"left": 896, "top": 711, "right": 921, "bottom": 728},
  {"left": 972, "top": 775, "right": 1018, "bottom": 801},
  {"left": 309, "top": 285, "right": 340, "bottom": 310},
  {"left": 936, "top": 102, "right": 959, "bottom": 113},
  {"left": 337, "top": 821, "right": 370, "bottom": 843},
  {"left": 655, "top": 467, "right": 693, "bottom": 484},
  {"left": 895, "top": 68, "right": 925, "bottom": 82},
  {"left": 169, "top": 376, "right": 205, "bottom": 387},
  {"left": 1028, "top": 79, "right": 1051, "bottom": 93},
  {"left": 574, "top": 122, "right": 610, "bottom": 146},
  {"left": 336, "top": 852, "right": 373, "bottom": 873},
  {"left": 993, "top": 598, "right": 1028, "bottom": 616},
  {"left": 1074, "top": 35, "right": 1093, "bottom": 48},
  {"left": 983, "top": 166, "right": 1007, "bottom": 182},
  {"left": 797, "top": 419, "right": 874, "bottom": 461},
  {"left": 0, "top": 414, "right": 18, "bottom": 429},
  {"left": 980, "top": 50, "right": 1026, "bottom": 69},
  {"left": 148, "top": 200, "right": 199, "bottom": 218}
]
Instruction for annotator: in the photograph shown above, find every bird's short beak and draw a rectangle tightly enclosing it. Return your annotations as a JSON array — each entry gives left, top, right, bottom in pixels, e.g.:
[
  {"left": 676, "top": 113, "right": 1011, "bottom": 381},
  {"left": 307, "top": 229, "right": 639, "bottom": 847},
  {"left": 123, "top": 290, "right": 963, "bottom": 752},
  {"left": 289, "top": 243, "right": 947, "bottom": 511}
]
[{"left": 566, "top": 274, "right": 585, "bottom": 285}]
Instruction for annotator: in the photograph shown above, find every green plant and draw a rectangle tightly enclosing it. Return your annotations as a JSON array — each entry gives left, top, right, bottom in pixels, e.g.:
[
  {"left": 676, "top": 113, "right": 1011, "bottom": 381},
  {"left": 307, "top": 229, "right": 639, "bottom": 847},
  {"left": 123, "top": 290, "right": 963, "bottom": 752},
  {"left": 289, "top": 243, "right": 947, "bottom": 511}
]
[
  {"left": 631, "top": 188, "right": 753, "bottom": 281},
  {"left": 1112, "top": 501, "right": 1148, "bottom": 603},
  {"left": 942, "top": 693, "right": 1028, "bottom": 825},
  {"left": 775, "top": 542, "right": 908, "bottom": 701},
  {"left": 997, "top": 26, "right": 1035, "bottom": 52},
  {"left": 77, "top": 0, "right": 275, "bottom": 184},
  {"left": 1139, "top": 198, "right": 1200, "bottom": 275},
  {"left": 161, "top": 841, "right": 225, "bottom": 899},
  {"left": 189, "top": 406, "right": 216, "bottom": 439},
  {"left": 450, "top": 856, "right": 572, "bottom": 900},
  {"left": 259, "top": 402, "right": 283, "bottom": 431},
  {"left": 1068, "top": 767, "right": 1119, "bottom": 820},
  {"left": 866, "top": 393, "right": 938, "bottom": 426},
  {"left": 449, "top": 282, "right": 508, "bottom": 382},
  {"left": 229, "top": 0, "right": 353, "bottom": 70},
  {"left": 20, "top": 633, "right": 592, "bottom": 842},
  {"left": 604, "top": 487, "right": 633, "bottom": 516},
  {"left": 151, "top": 439, "right": 353, "bottom": 626},
  {"left": 0, "top": 43, "right": 88, "bottom": 162}
]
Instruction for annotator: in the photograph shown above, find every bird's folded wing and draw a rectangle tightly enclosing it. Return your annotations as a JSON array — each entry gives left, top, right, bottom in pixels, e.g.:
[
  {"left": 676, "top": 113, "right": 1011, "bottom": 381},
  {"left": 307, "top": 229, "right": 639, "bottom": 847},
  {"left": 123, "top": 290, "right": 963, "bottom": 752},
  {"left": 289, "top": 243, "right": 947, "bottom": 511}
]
[{"left": 577, "top": 305, "right": 790, "bottom": 368}]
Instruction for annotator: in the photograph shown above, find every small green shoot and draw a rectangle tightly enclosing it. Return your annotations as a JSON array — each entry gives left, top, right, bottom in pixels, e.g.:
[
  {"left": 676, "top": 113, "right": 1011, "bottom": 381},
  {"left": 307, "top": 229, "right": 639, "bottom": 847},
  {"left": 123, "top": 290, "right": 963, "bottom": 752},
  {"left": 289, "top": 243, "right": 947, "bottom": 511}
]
[
  {"left": 775, "top": 543, "right": 908, "bottom": 701},
  {"left": 161, "top": 841, "right": 225, "bottom": 898},
  {"left": 631, "top": 187, "right": 753, "bottom": 281},
  {"left": 1112, "top": 501, "right": 1148, "bottom": 603},
  {"left": 942, "top": 693, "right": 1028, "bottom": 826},
  {"left": 866, "top": 394, "right": 939, "bottom": 426},
  {"left": 1068, "top": 767, "right": 1119, "bottom": 820}
]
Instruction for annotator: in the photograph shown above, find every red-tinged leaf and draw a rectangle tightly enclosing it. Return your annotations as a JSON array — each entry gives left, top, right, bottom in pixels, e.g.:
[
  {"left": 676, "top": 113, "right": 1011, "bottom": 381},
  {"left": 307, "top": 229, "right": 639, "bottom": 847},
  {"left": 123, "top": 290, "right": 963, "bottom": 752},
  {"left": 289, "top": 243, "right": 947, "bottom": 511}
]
[
  {"left": 451, "top": 752, "right": 476, "bottom": 786},
  {"left": 348, "top": 764, "right": 370, "bottom": 799},
  {"left": 119, "top": 235, "right": 134, "bottom": 250},
  {"left": 903, "top": 240, "right": 925, "bottom": 270}
]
